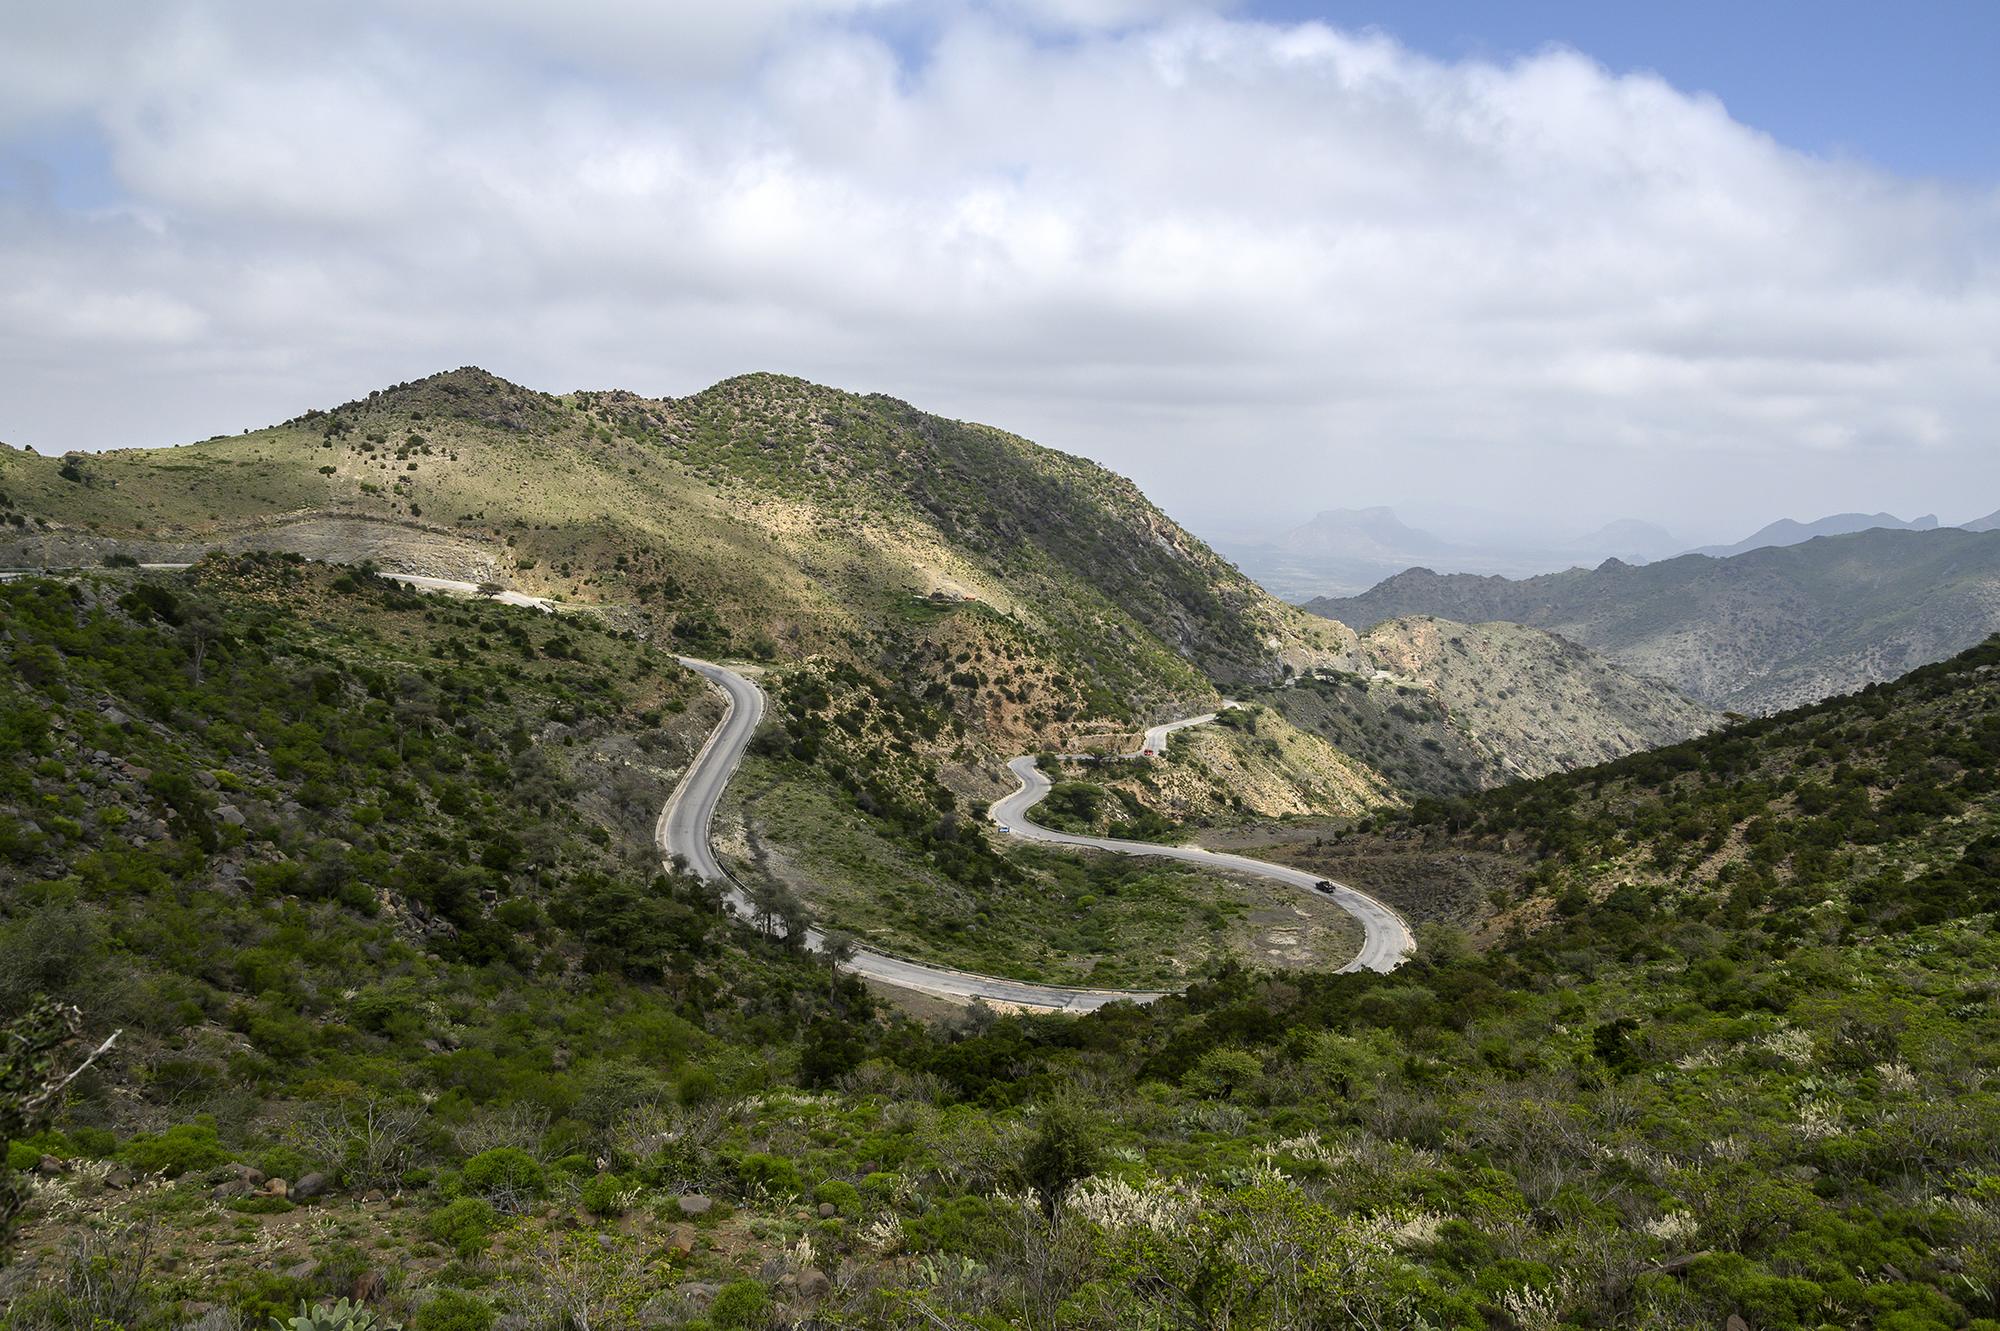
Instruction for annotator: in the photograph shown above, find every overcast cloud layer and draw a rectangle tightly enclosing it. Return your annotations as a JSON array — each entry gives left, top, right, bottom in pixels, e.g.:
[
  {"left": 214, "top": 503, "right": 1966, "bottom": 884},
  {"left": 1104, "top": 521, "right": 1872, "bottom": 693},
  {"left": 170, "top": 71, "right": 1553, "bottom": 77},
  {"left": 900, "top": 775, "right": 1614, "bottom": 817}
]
[{"left": 2, "top": 0, "right": 1997, "bottom": 539}]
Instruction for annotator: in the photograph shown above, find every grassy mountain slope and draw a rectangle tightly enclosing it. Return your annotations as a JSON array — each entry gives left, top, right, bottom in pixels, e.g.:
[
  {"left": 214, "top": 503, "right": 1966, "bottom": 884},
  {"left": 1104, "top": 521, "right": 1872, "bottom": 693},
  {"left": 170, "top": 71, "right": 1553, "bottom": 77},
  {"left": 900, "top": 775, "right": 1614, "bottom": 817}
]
[
  {"left": 1306, "top": 527, "right": 2000, "bottom": 714},
  {"left": 0, "top": 367, "right": 1716, "bottom": 853},
  {"left": 0, "top": 369, "right": 1355, "bottom": 744}
]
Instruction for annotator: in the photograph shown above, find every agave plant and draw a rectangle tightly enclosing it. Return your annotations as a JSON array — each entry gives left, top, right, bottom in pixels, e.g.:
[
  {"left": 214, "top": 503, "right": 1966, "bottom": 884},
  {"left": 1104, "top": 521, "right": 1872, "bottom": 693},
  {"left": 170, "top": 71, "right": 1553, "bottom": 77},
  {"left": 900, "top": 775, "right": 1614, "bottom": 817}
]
[{"left": 272, "top": 1299, "right": 398, "bottom": 1331}]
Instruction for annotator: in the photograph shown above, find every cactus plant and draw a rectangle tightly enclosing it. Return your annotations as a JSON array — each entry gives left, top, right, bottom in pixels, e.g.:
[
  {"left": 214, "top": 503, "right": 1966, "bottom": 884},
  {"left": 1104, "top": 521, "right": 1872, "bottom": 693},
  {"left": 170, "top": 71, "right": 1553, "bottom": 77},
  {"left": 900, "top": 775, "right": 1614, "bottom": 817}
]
[{"left": 272, "top": 1299, "right": 398, "bottom": 1331}]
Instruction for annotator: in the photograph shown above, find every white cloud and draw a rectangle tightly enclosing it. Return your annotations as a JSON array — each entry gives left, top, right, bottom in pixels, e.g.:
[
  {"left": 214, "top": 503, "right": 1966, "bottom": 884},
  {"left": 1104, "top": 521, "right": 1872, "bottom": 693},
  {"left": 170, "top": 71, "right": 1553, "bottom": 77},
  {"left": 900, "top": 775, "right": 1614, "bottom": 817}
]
[{"left": 0, "top": 0, "right": 1996, "bottom": 537}]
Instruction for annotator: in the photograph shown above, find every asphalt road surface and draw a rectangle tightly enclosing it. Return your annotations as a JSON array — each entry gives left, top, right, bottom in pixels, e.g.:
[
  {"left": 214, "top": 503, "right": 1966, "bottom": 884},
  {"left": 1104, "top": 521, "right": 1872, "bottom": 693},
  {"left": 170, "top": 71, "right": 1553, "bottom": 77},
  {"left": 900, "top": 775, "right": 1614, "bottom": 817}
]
[
  {"left": 989, "top": 757, "right": 1414, "bottom": 974},
  {"left": 660, "top": 658, "right": 1413, "bottom": 1011}
]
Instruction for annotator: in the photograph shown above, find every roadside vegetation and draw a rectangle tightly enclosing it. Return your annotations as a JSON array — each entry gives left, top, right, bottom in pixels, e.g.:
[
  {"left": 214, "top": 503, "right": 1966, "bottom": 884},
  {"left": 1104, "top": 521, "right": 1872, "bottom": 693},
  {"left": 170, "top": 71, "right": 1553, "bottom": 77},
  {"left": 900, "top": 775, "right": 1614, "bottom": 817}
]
[{"left": 6, "top": 557, "right": 2000, "bottom": 1330}]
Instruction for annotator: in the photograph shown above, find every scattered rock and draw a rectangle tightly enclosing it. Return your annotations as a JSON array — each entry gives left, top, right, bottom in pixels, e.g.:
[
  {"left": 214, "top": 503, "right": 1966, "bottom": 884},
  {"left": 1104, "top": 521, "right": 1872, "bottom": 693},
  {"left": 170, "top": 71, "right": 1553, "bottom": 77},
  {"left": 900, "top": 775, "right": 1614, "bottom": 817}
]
[
  {"left": 676, "top": 1194, "right": 712, "bottom": 1218},
  {"left": 36, "top": 1155, "right": 65, "bottom": 1176},
  {"left": 758, "top": 1257, "right": 786, "bottom": 1282},
  {"left": 215, "top": 804, "right": 245, "bottom": 827},
  {"left": 661, "top": 1223, "right": 697, "bottom": 1257},
  {"left": 350, "top": 1270, "right": 387, "bottom": 1302},
  {"left": 196, "top": 771, "right": 220, "bottom": 789},
  {"left": 291, "top": 1172, "right": 330, "bottom": 1200},
  {"left": 676, "top": 1283, "right": 718, "bottom": 1310},
  {"left": 361, "top": 1189, "right": 386, "bottom": 1204},
  {"left": 228, "top": 1163, "right": 268, "bottom": 1186},
  {"left": 817, "top": 1201, "right": 837, "bottom": 1219},
  {"left": 796, "top": 1269, "right": 831, "bottom": 1300},
  {"left": 1725, "top": 1317, "right": 1748, "bottom": 1331},
  {"left": 210, "top": 1179, "right": 253, "bottom": 1201},
  {"left": 104, "top": 1167, "right": 133, "bottom": 1189},
  {"left": 283, "top": 1259, "right": 318, "bottom": 1281},
  {"left": 264, "top": 1177, "right": 289, "bottom": 1198}
]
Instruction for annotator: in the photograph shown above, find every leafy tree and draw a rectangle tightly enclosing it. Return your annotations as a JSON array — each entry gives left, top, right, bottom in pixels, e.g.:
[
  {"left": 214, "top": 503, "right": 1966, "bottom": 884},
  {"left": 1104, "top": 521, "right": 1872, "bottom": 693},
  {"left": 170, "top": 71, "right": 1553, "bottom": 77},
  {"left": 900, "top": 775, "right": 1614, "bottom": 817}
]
[{"left": 1019, "top": 1098, "right": 1099, "bottom": 1221}]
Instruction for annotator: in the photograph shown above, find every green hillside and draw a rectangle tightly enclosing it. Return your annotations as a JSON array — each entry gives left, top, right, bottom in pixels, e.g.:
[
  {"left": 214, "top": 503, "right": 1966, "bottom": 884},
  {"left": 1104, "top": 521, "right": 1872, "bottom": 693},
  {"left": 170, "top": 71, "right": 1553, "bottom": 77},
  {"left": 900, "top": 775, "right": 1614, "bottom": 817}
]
[
  {"left": 0, "top": 368, "right": 1356, "bottom": 742},
  {"left": 8, "top": 551, "right": 2000, "bottom": 1328},
  {"left": 0, "top": 368, "right": 1732, "bottom": 897}
]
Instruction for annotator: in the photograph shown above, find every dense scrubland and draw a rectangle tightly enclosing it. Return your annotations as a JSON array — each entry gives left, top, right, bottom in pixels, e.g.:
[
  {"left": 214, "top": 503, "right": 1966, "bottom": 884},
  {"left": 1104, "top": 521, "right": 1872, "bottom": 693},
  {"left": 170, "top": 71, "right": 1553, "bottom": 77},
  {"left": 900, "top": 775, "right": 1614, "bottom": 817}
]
[{"left": 5, "top": 555, "right": 2000, "bottom": 1330}]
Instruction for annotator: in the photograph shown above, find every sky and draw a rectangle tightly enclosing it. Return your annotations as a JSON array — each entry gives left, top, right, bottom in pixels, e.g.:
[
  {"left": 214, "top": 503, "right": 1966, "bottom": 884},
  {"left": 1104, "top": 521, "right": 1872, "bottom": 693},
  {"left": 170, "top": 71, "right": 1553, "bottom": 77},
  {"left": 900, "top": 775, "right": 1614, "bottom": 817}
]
[{"left": 2, "top": 1, "right": 1997, "bottom": 545}]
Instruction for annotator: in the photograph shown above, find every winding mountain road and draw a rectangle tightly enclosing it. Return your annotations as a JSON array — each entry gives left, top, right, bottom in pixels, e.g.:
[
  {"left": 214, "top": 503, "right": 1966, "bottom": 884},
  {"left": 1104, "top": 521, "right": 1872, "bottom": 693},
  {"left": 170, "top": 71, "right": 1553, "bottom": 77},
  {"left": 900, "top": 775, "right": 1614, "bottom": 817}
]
[
  {"left": 661, "top": 658, "right": 1415, "bottom": 1011},
  {"left": 375, "top": 574, "right": 1414, "bottom": 1004},
  {"left": 660, "top": 659, "right": 1167, "bottom": 1011},
  {"left": 989, "top": 756, "right": 1413, "bottom": 974}
]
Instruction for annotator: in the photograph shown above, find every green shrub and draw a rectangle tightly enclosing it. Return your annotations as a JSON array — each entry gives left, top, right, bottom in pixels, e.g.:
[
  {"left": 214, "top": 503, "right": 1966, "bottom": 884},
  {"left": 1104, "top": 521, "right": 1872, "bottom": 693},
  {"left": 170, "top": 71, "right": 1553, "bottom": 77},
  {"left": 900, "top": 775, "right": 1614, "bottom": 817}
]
[
  {"left": 425, "top": 1197, "right": 499, "bottom": 1258},
  {"left": 708, "top": 1280, "right": 769, "bottom": 1329},
  {"left": 1019, "top": 1101, "right": 1099, "bottom": 1218},
  {"left": 813, "top": 1179, "right": 862, "bottom": 1217},
  {"left": 460, "top": 1148, "right": 544, "bottom": 1208},
  {"left": 579, "top": 1172, "right": 632, "bottom": 1217},
  {"left": 68, "top": 1126, "right": 118, "bottom": 1158},
  {"left": 410, "top": 1290, "right": 494, "bottom": 1331},
  {"left": 675, "top": 1065, "right": 720, "bottom": 1106},
  {"left": 5, "top": 1140, "right": 38, "bottom": 1172},
  {"left": 119, "top": 1121, "right": 231, "bottom": 1176},
  {"left": 257, "top": 1145, "right": 313, "bottom": 1182},
  {"left": 1182, "top": 1048, "right": 1263, "bottom": 1100},
  {"left": 231, "top": 1194, "right": 296, "bottom": 1214},
  {"left": 903, "top": 1194, "right": 1007, "bottom": 1256},
  {"left": 222, "top": 1273, "right": 316, "bottom": 1325},
  {"left": 734, "top": 1152, "right": 802, "bottom": 1198}
]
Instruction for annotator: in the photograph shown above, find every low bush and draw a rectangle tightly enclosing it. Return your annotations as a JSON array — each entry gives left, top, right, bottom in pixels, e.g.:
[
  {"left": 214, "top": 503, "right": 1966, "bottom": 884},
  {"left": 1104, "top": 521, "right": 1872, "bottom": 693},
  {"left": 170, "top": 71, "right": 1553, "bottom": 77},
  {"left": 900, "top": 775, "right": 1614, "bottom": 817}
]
[
  {"left": 119, "top": 1121, "right": 230, "bottom": 1176},
  {"left": 461, "top": 1148, "right": 544, "bottom": 1210},
  {"left": 425, "top": 1197, "right": 499, "bottom": 1258},
  {"left": 734, "top": 1153, "right": 802, "bottom": 1198},
  {"left": 708, "top": 1280, "right": 769, "bottom": 1329},
  {"left": 410, "top": 1290, "right": 495, "bottom": 1331}
]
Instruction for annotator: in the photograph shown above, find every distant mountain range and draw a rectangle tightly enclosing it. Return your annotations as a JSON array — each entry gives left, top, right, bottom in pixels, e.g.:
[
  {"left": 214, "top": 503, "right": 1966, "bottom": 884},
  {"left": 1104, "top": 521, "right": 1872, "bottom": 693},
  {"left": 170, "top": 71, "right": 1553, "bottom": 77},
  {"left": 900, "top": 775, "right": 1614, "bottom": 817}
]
[
  {"left": 1304, "top": 526, "right": 2000, "bottom": 715},
  {"left": 1220, "top": 504, "right": 1997, "bottom": 601},
  {"left": 1217, "top": 506, "right": 1685, "bottom": 600},
  {"left": 1686, "top": 511, "right": 1940, "bottom": 558}
]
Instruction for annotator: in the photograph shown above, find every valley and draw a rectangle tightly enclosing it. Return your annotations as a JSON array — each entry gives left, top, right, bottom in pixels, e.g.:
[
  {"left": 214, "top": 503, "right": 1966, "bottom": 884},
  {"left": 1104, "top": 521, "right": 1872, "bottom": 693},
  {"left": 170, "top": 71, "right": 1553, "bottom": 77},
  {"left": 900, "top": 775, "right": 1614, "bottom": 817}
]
[
  {"left": 9, "top": 6, "right": 1999, "bottom": 1327},
  {"left": 5, "top": 373, "right": 1995, "bottom": 1331}
]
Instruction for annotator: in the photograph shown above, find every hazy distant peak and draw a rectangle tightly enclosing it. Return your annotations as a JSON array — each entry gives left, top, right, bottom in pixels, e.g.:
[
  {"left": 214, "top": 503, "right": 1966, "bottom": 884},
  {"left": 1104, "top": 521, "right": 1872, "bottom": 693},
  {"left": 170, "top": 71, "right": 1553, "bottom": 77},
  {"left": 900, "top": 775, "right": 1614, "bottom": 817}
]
[
  {"left": 1962, "top": 509, "right": 2000, "bottom": 533},
  {"left": 1688, "top": 510, "right": 1940, "bottom": 559},
  {"left": 1279, "top": 506, "right": 1451, "bottom": 560}
]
